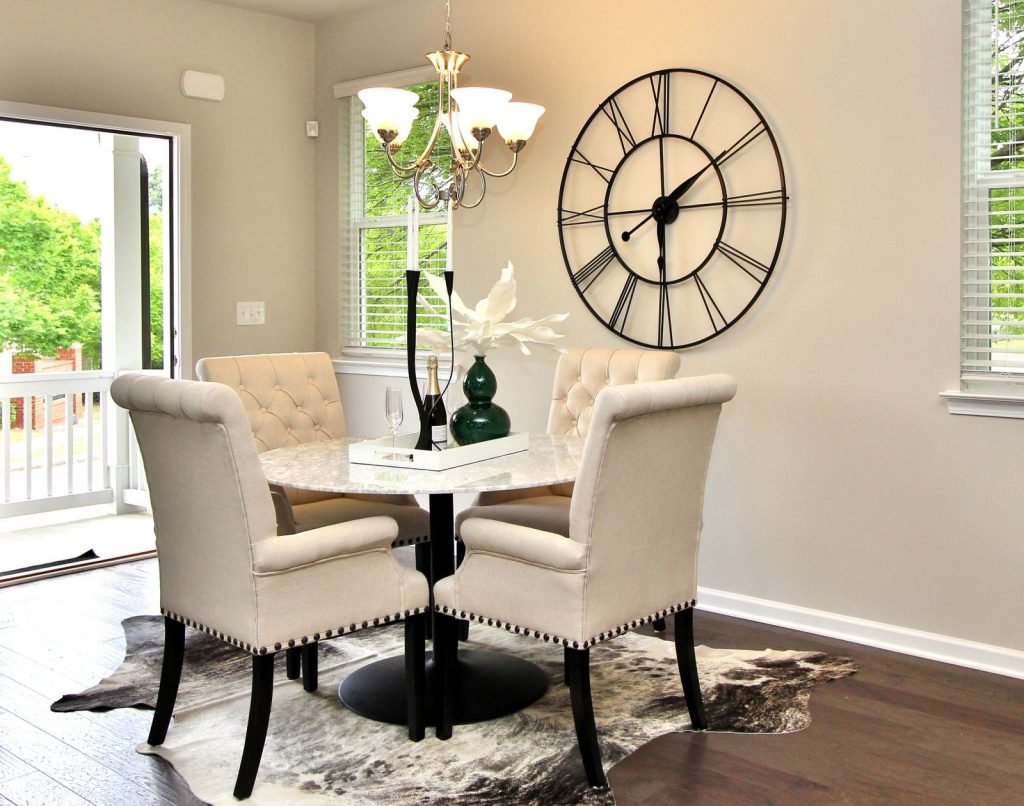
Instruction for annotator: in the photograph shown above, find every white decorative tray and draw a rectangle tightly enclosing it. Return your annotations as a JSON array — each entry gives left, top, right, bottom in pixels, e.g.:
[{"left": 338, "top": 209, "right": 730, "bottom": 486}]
[{"left": 349, "top": 431, "right": 530, "bottom": 472}]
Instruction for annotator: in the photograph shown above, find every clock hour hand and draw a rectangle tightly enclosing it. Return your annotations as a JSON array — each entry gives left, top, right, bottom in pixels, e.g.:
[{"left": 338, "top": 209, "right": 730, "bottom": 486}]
[{"left": 668, "top": 160, "right": 715, "bottom": 202}]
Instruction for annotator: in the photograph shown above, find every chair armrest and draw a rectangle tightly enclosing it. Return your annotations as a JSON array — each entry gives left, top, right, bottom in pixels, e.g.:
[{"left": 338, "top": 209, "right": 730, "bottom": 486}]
[
  {"left": 269, "top": 485, "right": 297, "bottom": 535},
  {"left": 460, "top": 517, "right": 587, "bottom": 571},
  {"left": 252, "top": 515, "right": 399, "bottom": 574}
]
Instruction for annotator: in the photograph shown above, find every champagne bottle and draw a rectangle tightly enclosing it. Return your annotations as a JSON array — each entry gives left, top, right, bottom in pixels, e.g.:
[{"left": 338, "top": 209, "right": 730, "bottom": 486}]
[{"left": 423, "top": 354, "right": 448, "bottom": 450}]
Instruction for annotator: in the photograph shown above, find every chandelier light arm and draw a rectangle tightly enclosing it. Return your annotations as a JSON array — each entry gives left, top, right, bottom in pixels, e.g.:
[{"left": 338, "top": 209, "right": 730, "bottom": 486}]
[
  {"left": 477, "top": 148, "right": 519, "bottom": 179},
  {"left": 457, "top": 170, "right": 487, "bottom": 209}
]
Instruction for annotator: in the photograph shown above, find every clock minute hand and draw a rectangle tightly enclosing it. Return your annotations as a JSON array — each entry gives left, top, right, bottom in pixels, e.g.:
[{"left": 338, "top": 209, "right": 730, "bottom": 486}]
[{"left": 667, "top": 161, "right": 715, "bottom": 202}]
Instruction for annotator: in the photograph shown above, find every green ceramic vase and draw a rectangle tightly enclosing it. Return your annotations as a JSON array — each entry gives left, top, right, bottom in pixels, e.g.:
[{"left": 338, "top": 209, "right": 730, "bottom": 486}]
[{"left": 449, "top": 354, "right": 511, "bottom": 445}]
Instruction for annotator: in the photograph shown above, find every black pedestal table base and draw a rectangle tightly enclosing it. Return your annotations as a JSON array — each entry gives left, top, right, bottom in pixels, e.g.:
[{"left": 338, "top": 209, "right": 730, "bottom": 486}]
[{"left": 339, "top": 649, "right": 549, "bottom": 726}]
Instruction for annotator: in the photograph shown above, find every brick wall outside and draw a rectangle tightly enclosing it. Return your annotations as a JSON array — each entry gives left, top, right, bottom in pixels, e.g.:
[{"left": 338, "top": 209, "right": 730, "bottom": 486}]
[{"left": 9, "top": 345, "right": 85, "bottom": 430}]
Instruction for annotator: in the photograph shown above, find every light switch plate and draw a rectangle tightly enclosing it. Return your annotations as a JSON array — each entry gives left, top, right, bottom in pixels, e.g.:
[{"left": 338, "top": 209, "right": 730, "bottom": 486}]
[{"left": 236, "top": 301, "right": 265, "bottom": 325}]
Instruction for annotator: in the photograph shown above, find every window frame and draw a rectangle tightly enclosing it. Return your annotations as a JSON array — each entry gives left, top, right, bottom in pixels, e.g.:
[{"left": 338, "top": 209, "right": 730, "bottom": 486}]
[
  {"left": 334, "top": 66, "right": 452, "bottom": 377},
  {"left": 945, "top": 0, "right": 1024, "bottom": 417}
]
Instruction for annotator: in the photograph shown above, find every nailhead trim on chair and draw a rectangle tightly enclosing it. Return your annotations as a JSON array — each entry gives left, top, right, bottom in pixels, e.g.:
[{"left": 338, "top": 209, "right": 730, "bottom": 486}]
[
  {"left": 433, "top": 599, "right": 696, "bottom": 650},
  {"left": 392, "top": 533, "right": 430, "bottom": 548},
  {"left": 162, "top": 606, "right": 428, "bottom": 656}
]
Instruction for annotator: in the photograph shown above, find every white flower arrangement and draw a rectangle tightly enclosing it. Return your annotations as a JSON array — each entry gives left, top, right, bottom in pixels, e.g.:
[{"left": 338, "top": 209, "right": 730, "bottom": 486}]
[{"left": 415, "top": 262, "right": 568, "bottom": 356}]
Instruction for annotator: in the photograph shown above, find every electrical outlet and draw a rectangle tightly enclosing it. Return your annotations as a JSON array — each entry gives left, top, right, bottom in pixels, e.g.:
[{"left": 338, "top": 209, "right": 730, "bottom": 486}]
[{"left": 236, "top": 301, "right": 265, "bottom": 325}]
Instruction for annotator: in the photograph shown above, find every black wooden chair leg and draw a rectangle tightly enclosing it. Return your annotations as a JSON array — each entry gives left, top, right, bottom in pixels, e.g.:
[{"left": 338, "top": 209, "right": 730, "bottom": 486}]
[
  {"left": 415, "top": 543, "right": 433, "bottom": 640},
  {"left": 147, "top": 617, "right": 185, "bottom": 746},
  {"left": 652, "top": 617, "right": 667, "bottom": 632},
  {"left": 433, "top": 613, "right": 459, "bottom": 740},
  {"left": 285, "top": 647, "right": 301, "bottom": 680},
  {"left": 301, "top": 642, "right": 318, "bottom": 692},
  {"left": 233, "top": 653, "right": 275, "bottom": 800},
  {"left": 565, "top": 647, "right": 608, "bottom": 788},
  {"left": 674, "top": 608, "right": 707, "bottom": 730},
  {"left": 563, "top": 648, "right": 571, "bottom": 686},
  {"left": 405, "top": 613, "right": 426, "bottom": 741}
]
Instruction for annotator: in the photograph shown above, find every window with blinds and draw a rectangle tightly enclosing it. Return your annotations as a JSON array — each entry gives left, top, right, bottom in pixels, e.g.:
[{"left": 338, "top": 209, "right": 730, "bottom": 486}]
[
  {"left": 962, "top": 0, "right": 1024, "bottom": 385},
  {"left": 339, "top": 79, "right": 451, "bottom": 352}
]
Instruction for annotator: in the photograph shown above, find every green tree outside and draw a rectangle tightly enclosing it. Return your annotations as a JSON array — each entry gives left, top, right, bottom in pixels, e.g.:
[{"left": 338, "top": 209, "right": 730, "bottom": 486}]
[
  {"left": 361, "top": 80, "right": 452, "bottom": 348},
  {"left": 0, "top": 155, "right": 102, "bottom": 364},
  {"left": 0, "top": 151, "right": 166, "bottom": 369}
]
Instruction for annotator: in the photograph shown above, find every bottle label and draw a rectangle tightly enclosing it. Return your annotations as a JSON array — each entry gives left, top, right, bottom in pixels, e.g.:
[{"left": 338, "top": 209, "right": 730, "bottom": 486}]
[{"left": 431, "top": 424, "right": 448, "bottom": 449}]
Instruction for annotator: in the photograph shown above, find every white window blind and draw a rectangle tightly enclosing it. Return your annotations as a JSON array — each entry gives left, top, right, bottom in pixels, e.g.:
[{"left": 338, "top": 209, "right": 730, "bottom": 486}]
[
  {"left": 339, "top": 77, "right": 451, "bottom": 353},
  {"left": 962, "top": 0, "right": 1024, "bottom": 385}
]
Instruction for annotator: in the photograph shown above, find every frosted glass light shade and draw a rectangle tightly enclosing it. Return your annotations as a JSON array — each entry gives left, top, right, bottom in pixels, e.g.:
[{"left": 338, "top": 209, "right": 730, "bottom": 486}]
[
  {"left": 497, "top": 102, "right": 545, "bottom": 143},
  {"left": 358, "top": 87, "right": 420, "bottom": 144},
  {"left": 361, "top": 105, "right": 419, "bottom": 146},
  {"left": 450, "top": 87, "right": 512, "bottom": 130}
]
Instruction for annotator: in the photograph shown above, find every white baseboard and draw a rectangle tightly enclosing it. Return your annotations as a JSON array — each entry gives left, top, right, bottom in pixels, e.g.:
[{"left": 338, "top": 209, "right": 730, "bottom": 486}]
[{"left": 696, "top": 586, "right": 1024, "bottom": 680}]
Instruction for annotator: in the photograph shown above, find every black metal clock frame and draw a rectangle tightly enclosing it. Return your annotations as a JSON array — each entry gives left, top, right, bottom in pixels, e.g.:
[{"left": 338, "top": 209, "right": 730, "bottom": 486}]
[{"left": 557, "top": 68, "right": 789, "bottom": 349}]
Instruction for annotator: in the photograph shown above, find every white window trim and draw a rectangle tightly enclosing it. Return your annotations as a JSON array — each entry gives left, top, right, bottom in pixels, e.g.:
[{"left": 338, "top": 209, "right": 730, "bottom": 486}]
[
  {"left": 336, "top": 66, "right": 454, "bottom": 371},
  {"left": 949, "top": 1, "right": 1024, "bottom": 416}
]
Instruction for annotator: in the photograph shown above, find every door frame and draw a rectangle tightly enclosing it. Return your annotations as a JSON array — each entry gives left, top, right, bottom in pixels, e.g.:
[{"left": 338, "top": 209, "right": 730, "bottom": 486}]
[{"left": 0, "top": 100, "right": 192, "bottom": 379}]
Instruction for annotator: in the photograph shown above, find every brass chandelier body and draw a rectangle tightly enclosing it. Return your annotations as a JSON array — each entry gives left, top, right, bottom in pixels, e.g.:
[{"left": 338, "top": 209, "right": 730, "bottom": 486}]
[{"left": 359, "top": 1, "right": 544, "bottom": 210}]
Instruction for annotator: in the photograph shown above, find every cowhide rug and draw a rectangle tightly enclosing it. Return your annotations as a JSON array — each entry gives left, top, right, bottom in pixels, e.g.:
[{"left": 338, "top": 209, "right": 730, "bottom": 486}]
[{"left": 53, "top": 615, "right": 856, "bottom": 805}]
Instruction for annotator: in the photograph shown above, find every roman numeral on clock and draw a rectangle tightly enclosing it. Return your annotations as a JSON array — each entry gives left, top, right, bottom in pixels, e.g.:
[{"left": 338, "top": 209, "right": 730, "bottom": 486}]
[
  {"left": 572, "top": 245, "right": 616, "bottom": 292},
  {"left": 568, "top": 148, "right": 615, "bottom": 184},
  {"left": 658, "top": 283, "right": 673, "bottom": 347},
  {"left": 650, "top": 71, "right": 671, "bottom": 137},
  {"left": 694, "top": 272, "right": 728, "bottom": 333},
  {"left": 716, "top": 241, "right": 772, "bottom": 283},
  {"left": 558, "top": 204, "right": 606, "bottom": 228},
  {"left": 716, "top": 120, "right": 767, "bottom": 167},
  {"left": 600, "top": 96, "right": 637, "bottom": 155},
  {"left": 609, "top": 273, "right": 639, "bottom": 333}
]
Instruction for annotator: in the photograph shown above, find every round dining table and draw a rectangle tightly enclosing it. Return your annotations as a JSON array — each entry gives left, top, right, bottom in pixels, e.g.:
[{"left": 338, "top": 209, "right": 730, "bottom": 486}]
[{"left": 259, "top": 433, "right": 584, "bottom": 726}]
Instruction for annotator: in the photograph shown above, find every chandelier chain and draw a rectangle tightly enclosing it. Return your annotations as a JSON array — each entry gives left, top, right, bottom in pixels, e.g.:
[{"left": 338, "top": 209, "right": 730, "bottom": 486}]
[{"left": 443, "top": 0, "right": 452, "bottom": 52}]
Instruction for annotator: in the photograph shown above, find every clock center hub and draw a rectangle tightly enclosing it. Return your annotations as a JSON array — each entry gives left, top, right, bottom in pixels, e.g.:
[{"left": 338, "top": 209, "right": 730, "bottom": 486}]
[{"left": 652, "top": 196, "right": 680, "bottom": 225}]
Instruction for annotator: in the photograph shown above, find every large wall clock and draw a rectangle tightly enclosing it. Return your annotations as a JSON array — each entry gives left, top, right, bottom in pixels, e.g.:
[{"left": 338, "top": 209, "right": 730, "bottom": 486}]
[{"left": 557, "top": 68, "right": 788, "bottom": 349}]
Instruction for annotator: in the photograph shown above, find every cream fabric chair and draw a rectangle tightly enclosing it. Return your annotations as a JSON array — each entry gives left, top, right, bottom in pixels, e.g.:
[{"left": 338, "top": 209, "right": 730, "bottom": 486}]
[
  {"left": 454, "top": 347, "right": 679, "bottom": 631},
  {"left": 454, "top": 347, "right": 680, "bottom": 537},
  {"left": 111, "top": 374, "right": 429, "bottom": 800},
  {"left": 195, "top": 352, "right": 430, "bottom": 545},
  {"left": 433, "top": 374, "right": 736, "bottom": 788}
]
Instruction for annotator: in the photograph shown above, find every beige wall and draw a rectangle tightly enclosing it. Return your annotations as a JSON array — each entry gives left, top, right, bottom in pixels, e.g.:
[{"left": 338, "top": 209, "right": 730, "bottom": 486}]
[
  {"left": 0, "top": 0, "right": 317, "bottom": 366},
  {"left": 316, "top": 0, "right": 1024, "bottom": 655}
]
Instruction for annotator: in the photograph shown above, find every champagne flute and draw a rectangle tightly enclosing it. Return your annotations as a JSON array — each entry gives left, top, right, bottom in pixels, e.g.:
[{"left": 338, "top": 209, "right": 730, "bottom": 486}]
[{"left": 384, "top": 387, "right": 404, "bottom": 447}]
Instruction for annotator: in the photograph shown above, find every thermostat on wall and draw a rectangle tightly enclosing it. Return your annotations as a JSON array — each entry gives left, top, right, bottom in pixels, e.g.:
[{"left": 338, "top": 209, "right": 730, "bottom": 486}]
[{"left": 181, "top": 70, "right": 225, "bottom": 102}]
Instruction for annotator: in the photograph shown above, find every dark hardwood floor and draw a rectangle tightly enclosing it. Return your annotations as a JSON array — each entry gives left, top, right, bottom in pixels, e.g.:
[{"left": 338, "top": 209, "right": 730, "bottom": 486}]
[{"left": 0, "top": 560, "right": 1021, "bottom": 804}]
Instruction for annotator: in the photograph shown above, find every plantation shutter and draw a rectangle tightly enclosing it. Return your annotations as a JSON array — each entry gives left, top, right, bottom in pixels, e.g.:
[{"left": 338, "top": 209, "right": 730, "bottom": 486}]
[
  {"left": 962, "top": 0, "right": 1024, "bottom": 382},
  {"left": 338, "top": 74, "right": 450, "bottom": 352}
]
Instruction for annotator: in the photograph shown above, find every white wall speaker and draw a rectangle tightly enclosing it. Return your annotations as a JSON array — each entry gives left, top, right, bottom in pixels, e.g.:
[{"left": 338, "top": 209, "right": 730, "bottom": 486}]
[{"left": 181, "top": 70, "right": 225, "bottom": 102}]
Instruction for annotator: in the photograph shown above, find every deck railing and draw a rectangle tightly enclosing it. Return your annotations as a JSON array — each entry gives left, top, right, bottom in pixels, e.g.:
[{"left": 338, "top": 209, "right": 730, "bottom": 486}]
[{"left": 1, "top": 371, "right": 115, "bottom": 517}]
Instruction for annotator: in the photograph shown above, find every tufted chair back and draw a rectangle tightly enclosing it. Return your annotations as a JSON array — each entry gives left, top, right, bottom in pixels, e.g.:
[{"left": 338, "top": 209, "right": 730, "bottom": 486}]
[
  {"left": 546, "top": 348, "right": 681, "bottom": 439},
  {"left": 196, "top": 353, "right": 347, "bottom": 507},
  {"left": 195, "top": 352, "right": 346, "bottom": 453}
]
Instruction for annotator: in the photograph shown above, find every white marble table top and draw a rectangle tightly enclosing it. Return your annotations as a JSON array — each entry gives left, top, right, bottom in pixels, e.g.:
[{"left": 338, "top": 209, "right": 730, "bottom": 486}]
[{"left": 259, "top": 433, "right": 584, "bottom": 496}]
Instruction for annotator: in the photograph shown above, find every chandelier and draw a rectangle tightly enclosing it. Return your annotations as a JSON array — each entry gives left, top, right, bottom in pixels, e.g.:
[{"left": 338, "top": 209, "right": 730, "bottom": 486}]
[{"left": 357, "top": 0, "right": 544, "bottom": 210}]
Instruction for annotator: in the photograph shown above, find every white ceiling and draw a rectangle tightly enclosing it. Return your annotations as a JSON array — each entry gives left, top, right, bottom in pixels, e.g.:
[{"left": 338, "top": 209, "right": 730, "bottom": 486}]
[{"left": 202, "top": 0, "right": 385, "bottom": 23}]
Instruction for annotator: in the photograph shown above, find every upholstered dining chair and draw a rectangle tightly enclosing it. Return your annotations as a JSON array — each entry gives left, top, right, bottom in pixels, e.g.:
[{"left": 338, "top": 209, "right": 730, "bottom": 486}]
[
  {"left": 196, "top": 353, "right": 433, "bottom": 659},
  {"left": 454, "top": 347, "right": 680, "bottom": 629},
  {"left": 195, "top": 352, "right": 429, "bottom": 544},
  {"left": 433, "top": 374, "right": 736, "bottom": 788},
  {"left": 111, "top": 374, "right": 429, "bottom": 800}
]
